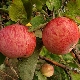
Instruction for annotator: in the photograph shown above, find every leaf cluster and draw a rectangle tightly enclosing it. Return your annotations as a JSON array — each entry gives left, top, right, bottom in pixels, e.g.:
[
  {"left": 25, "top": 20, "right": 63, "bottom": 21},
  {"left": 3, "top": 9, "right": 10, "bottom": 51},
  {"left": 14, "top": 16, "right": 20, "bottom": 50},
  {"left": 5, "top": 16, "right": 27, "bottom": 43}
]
[{"left": 0, "top": 0, "right": 80, "bottom": 80}]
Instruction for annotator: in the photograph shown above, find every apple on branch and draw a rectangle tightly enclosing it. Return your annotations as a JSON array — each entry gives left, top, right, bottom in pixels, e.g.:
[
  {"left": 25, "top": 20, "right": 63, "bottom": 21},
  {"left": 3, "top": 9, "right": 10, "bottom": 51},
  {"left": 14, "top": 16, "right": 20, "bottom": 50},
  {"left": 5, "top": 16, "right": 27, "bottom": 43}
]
[{"left": 42, "top": 17, "right": 79, "bottom": 55}]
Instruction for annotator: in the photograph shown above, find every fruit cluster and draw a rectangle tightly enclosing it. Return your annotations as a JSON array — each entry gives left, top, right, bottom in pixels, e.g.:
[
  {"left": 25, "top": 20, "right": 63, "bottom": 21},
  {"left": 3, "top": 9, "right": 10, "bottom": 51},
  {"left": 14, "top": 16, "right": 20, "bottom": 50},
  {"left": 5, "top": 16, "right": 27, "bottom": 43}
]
[{"left": 0, "top": 17, "right": 79, "bottom": 58}]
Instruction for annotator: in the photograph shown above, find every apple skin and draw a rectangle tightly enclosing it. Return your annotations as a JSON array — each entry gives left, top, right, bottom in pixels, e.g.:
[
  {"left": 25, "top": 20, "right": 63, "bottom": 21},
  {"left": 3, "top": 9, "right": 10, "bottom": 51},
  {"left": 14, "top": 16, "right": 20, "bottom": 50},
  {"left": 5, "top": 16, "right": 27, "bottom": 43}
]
[
  {"left": 41, "top": 63, "right": 54, "bottom": 77},
  {"left": 42, "top": 17, "right": 79, "bottom": 55},
  {"left": 0, "top": 24, "right": 36, "bottom": 58}
]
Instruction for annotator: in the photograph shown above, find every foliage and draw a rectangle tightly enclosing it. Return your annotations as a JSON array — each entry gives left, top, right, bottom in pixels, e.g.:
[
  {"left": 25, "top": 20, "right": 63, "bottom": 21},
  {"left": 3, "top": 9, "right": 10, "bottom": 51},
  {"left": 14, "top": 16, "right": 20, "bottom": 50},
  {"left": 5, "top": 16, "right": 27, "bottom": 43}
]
[
  {"left": 0, "top": 53, "right": 5, "bottom": 65},
  {"left": 18, "top": 38, "right": 43, "bottom": 80},
  {"left": 0, "top": 0, "right": 80, "bottom": 80}
]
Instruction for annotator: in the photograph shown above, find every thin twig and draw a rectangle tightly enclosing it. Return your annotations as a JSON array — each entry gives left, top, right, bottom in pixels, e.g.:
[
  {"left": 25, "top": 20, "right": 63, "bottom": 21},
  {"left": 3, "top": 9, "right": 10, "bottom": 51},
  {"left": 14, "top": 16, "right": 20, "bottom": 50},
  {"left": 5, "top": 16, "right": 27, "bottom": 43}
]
[
  {"left": 39, "top": 56, "right": 67, "bottom": 69},
  {"left": 39, "top": 55, "right": 80, "bottom": 74}
]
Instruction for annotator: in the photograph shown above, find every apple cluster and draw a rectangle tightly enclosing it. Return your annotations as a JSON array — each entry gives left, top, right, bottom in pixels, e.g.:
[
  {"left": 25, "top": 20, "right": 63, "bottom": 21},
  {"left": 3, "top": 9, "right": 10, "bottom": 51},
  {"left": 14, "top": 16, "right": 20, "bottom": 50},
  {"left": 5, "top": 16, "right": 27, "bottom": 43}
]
[{"left": 0, "top": 17, "right": 79, "bottom": 58}]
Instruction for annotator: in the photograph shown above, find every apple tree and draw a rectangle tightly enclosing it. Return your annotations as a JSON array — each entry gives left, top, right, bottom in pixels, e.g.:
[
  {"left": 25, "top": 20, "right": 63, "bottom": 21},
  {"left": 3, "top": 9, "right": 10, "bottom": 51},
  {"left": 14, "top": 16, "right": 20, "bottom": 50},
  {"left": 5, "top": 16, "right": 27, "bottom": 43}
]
[{"left": 0, "top": 0, "right": 80, "bottom": 80}]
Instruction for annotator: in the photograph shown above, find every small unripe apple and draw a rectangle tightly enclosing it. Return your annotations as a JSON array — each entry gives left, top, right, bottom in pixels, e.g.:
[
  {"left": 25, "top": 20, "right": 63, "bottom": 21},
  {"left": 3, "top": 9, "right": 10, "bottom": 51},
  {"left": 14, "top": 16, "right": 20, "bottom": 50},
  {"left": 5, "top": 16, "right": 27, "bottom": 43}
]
[
  {"left": 42, "top": 17, "right": 79, "bottom": 55},
  {"left": 0, "top": 24, "right": 36, "bottom": 58},
  {"left": 41, "top": 63, "right": 54, "bottom": 77}
]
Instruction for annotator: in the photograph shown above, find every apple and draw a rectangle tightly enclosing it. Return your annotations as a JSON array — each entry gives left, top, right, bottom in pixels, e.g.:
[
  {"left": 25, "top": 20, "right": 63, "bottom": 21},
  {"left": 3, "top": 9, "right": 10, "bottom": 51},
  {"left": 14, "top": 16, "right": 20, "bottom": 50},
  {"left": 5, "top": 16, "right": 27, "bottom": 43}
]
[
  {"left": 41, "top": 63, "right": 54, "bottom": 77},
  {"left": 42, "top": 17, "right": 79, "bottom": 55},
  {"left": 0, "top": 24, "right": 36, "bottom": 58}
]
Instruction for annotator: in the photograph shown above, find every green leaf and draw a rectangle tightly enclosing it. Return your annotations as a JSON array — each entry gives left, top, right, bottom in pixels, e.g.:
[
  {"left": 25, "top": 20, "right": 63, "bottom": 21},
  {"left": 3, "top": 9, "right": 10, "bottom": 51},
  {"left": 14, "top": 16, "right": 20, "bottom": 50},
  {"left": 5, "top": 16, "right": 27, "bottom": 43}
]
[
  {"left": 4, "top": 20, "right": 15, "bottom": 26},
  {"left": 35, "top": 71, "right": 47, "bottom": 80},
  {"left": 9, "top": 0, "right": 27, "bottom": 22},
  {"left": 40, "top": 46, "right": 60, "bottom": 62},
  {"left": 62, "top": 53, "right": 79, "bottom": 68},
  {"left": 18, "top": 53, "right": 39, "bottom": 80},
  {"left": 33, "top": 74, "right": 38, "bottom": 80},
  {"left": 62, "top": 53, "right": 73, "bottom": 62},
  {"left": 68, "top": 62, "right": 79, "bottom": 68},
  {"left": 31, "top": 0, "right": 46, "bottom": 11},
  {"left": 0, "top": 8, "right": 8, "bottom": 13},
  {"left": 30, "top": 15, "right": 46, "bottom": 31},
  {"left": 71, "top": 71, "right": 80, "bottom": 80},
  {"left": 21, "top": 0, "right": 32, "bottom": 20},
  {"left": 18, "top": 38, "right": 43, "bottom": 80},
  {"left": 64, "top": 0, "right": 80, "bottom": 23},
  {"left": 40, "top": 0, "right": 46, "bottom": 4},
  {"left": 59, "top": 53, "right": 80, "bottom": 68},
  {"left": 0, "top": 53, "right": 6, "bottom": 65},
  {"left": 46, "top": 0, "right": 61, "bottom": 11},
  {"left": 76, "top": 0, "right": 80, "bottom": 9}
]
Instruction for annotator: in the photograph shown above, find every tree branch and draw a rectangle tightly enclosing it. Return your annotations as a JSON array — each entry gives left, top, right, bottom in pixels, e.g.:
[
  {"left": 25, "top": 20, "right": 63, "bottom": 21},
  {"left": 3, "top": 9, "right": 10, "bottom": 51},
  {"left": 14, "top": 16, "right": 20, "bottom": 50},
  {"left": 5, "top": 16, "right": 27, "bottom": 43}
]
[
  {"left": 39, "top": 55, "right": 80, "bottom": 74},
  {"left": 40, "top": 56, "right": 68, "bottom": 69},
  {"left": 72, "top": 48, "right": 80, "bottom": 64}
]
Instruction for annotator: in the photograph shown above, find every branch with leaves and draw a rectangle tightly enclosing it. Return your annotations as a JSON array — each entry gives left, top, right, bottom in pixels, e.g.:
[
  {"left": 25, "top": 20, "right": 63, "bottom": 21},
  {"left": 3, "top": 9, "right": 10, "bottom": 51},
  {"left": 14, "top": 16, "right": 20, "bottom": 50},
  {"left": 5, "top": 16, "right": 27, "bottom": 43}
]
[{"left": 39, "top": 55, "right": 80, "bottom": 74}]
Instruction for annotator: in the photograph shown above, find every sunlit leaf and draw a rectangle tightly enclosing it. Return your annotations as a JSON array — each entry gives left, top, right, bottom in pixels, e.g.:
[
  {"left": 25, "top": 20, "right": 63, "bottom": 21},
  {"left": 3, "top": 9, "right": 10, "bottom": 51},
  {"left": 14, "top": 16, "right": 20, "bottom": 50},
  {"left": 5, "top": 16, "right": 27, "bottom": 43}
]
[
  {"left": 31, "top": 0, "right": 46, "bottom": 11},
  {"left": 76, "top": 0, "right": 80, "bottom": 9},
  {"left": 64, "top": 0, "right": 80, "bottom": 23},
  {"left": 62, "top": 53, "right": 73, "bottom": 61},
  {"left": 35, "top": 71, "right": 47, "bottom": 80},
  {"left": 30, "top": 15, "right": 46, "bottom": 31},
  {"left": 9, "top": 0, "right": 27, "bottom": 22},
  {"left": 46, "top": 0, "right": 61, "bottom": 11},
  {"left": 71, "top": 71, "right": 80, "bottom": 80},
  {"left": 40, "top": 46, "right": 60, "bottom": 62}
]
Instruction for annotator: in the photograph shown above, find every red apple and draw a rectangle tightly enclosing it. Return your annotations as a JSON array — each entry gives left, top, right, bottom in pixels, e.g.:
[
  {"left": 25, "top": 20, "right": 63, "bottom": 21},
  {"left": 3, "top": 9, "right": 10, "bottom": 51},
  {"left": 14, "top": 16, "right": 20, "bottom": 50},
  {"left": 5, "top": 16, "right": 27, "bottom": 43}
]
[
  {"left": 0, "top": 24, "right": 36, "bottom": 58},
  {"left": 42, "top": 17, "right": 79, "bottom": 55},
  {"left": 41, "top": 63, "right": 54, "bottom": 77}
]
